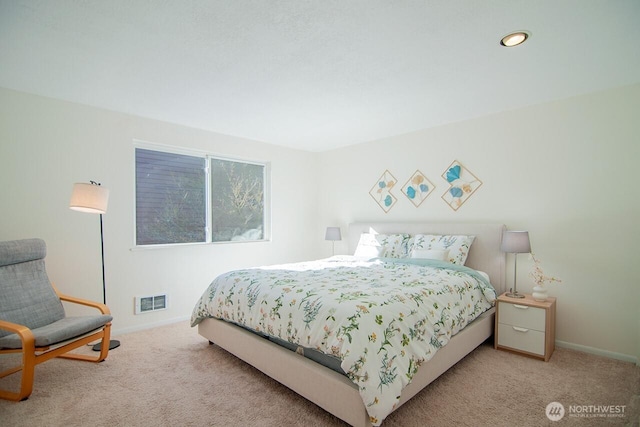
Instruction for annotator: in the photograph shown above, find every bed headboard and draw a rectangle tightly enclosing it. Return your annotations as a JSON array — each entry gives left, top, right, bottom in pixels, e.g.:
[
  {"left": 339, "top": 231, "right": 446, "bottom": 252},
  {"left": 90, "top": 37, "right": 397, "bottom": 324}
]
[{"left": 348, "top": 222, "right": 506, "bottom": 294}]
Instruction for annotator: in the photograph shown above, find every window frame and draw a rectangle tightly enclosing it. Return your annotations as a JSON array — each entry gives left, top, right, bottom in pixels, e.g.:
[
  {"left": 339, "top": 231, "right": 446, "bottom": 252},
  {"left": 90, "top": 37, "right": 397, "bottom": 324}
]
[{"left": 133, "top": 140, "right": 271, "bottom": 248}]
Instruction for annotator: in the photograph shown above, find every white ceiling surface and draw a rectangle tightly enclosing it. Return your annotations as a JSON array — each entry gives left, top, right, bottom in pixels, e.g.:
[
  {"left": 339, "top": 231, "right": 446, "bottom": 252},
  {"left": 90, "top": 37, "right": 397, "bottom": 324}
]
[{"left": 1, "top": 1, "right": 639, "bottom": 152}]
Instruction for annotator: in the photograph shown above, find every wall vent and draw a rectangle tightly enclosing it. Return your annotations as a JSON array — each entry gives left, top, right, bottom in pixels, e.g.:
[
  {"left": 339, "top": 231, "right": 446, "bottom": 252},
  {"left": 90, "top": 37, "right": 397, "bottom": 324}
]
[{"left": 135, "top": 294, "right": 168, "bottom": 314}]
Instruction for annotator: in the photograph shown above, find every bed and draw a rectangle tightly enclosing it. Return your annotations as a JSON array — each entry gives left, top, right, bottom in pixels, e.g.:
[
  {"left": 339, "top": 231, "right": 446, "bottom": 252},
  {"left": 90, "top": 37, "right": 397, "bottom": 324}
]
[{"left": 191, "top": 222, "right": 506, "bottom": 426}]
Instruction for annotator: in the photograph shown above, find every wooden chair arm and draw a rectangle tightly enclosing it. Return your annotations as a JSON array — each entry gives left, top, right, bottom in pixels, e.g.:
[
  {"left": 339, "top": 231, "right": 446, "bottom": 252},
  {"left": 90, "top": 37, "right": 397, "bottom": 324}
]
[
  {"left": 0, "top": 319, "right": 36, "bottom": 351},
  {"left": 57, "top": 293, "right": 111, "bottom": 315},
  {"left": 51, "top": 283, "right": 111, "bottom": 315}
]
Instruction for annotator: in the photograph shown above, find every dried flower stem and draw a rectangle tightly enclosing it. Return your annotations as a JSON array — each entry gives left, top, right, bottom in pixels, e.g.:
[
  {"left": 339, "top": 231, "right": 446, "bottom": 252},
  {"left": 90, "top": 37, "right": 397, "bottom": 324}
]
[{"left": 529, "top": 253, "right": 562, "bottom": 287}]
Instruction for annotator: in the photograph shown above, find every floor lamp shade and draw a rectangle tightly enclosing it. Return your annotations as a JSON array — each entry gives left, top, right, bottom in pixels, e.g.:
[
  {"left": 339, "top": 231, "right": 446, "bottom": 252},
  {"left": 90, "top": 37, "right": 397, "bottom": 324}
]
[{"left": 69, "top": 182, "right": 109, "bottom": 214}]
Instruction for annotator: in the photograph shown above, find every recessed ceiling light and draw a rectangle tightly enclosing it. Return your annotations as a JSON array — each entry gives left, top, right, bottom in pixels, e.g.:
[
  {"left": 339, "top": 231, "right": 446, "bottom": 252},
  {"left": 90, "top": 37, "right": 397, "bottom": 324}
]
[{"left": 500, "top": 31, "right": 530, "bottom": 47}]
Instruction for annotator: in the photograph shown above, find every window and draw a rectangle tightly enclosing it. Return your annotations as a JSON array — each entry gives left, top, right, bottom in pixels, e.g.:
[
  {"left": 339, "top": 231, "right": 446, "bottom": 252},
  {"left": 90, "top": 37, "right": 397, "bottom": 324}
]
[
  {"left": 210, "top": 158, "right": 265, "bottom": 242},
  {"left": 135, "top": 144, "right": 268, "bottom": 246},
  {"left": 135, "top": 149, "right": 206, "bottom": 245}
]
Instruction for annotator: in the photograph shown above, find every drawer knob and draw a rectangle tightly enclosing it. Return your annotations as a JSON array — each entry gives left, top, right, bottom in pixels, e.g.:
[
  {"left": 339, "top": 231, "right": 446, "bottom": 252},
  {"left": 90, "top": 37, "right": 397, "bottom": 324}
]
[
  {"left": 513, "top": 304, "right": 529, "bottom": 310},
  {"left": 512, "top": 326, "right": 529, "bottom": 333}
]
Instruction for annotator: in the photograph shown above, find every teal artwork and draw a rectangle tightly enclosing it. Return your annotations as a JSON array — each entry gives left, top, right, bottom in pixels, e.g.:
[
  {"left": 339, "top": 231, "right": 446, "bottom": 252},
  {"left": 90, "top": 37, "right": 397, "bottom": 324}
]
[
  {"left": 369, "top": 170, "right": 398, "bottom": 213},
  {"left": 446, "top": 165, "right": 461, "bottom": 182},
  {"left": 441, "top": 160, "right": 482, "bottom": 211},
  {"left": 449, "top": 187, "right": 463, "bottom": 197},
  {"left": 401, "top": 170, "right": 435, "bottom": 207}
]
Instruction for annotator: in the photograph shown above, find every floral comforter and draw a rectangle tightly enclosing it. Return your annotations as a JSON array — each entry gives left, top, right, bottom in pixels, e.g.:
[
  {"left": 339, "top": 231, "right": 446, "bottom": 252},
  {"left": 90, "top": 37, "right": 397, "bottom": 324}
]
[{"left": 191, "top": 256, "right": 496, "bottom": 426}]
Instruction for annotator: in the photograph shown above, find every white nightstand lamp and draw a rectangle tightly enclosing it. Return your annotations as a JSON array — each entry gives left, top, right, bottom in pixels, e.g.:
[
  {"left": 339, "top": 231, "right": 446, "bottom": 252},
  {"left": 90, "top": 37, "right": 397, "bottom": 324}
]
[
  {"left": 501, "top": 230, "right": 531, "bottom": 299},
  {"left": 325, "top": 226, "right": 341, "bottom": 256}
]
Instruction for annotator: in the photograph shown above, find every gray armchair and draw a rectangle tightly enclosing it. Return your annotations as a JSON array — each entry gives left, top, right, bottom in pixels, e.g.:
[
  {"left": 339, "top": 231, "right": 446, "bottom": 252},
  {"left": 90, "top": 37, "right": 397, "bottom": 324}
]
[{"left": 0, "top": 238, "right": 113, "bottom": 401}]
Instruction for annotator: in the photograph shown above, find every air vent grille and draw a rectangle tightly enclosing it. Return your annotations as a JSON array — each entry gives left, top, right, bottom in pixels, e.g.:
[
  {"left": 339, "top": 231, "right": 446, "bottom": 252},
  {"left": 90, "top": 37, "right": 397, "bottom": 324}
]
[{"left": 135, "top": 294, "right": 168, "bottom": 314}]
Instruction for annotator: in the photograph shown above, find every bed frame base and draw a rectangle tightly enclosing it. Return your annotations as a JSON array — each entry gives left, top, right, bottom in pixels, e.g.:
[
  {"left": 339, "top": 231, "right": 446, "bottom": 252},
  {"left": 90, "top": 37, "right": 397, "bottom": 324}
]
[
  {"left": 197, "top": 222, "right": 505, "bottom": 426},
  {"left": 198, "top": 308, "right": 494, "bottom": 427}
]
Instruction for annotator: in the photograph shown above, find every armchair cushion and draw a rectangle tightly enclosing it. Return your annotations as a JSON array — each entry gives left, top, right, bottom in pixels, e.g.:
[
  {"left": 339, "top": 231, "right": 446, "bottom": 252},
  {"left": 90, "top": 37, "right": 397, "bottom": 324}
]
[
  {"left": 0, "top": 239, "right": 65, "bottom": 338},
  {"left": 0, "top": 314, "right": 113, "bottom": 349},
  {"left": 0, "top": 238, "right": 46, "bottom": 267}
]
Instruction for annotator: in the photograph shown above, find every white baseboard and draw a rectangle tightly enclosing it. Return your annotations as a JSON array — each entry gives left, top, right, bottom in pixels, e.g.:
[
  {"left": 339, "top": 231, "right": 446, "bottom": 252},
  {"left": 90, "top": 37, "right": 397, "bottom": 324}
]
[
  {"left": 556, "top": 340, "right": 639, "bottom": 366},
  {"left": 111, "top": 315, "right": 190, "bottom": 336}
]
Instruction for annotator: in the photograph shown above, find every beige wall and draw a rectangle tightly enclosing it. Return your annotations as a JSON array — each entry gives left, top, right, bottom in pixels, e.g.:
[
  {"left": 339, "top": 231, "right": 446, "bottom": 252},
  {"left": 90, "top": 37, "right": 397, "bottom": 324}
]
[
  {"left": 317, "top": 84, "right": 640, "bottom": 363},
  {"left": 1, "top": 83, "right": 638, "bottom": 363},
  {"left": 0, "top": 87, "right": 321, "bottom": 334}
]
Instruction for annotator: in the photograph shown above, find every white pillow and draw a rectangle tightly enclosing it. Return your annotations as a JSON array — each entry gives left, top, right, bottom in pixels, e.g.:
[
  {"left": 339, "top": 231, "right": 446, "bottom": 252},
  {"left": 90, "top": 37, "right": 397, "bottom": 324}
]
[
  {"left": 377, "top": 233, "right": 410, "bottom": 258},
  {"left": 353, "top": 233, "right": 382, "bottom": 258},
  {"left": 353, "top": 233, "right": 410, "bottom": 258},
  {"left": 410, "top": 234, "right": 475, "bottom": 265},
  {"left": 411, "top": 249, "right": 450, "bottom": 261}
]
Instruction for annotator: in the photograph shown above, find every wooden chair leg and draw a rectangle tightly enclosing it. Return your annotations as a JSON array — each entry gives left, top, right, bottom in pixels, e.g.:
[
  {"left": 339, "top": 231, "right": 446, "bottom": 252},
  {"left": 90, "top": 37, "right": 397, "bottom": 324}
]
[
  {"left": 0, "top": 324, "right": 36, "bottom": 401},
  {"left": 0, "top": 324, "right": 111, "bottom": 401},
  {"left": 18, "top": 349, "right": 35, "bottom": 401},
  {"left": 0, "top": 346, "right": 36, "bottom": 401}
]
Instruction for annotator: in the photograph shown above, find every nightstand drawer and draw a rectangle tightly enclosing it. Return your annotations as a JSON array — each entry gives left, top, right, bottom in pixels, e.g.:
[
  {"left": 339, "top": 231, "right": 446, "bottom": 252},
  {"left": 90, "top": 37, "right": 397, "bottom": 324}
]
[
  {"left": 498, "top": 301, "right": 546, "bottom": 331},
  {"left": 497, "top": 323, "right": 545, "bottom": 356}
]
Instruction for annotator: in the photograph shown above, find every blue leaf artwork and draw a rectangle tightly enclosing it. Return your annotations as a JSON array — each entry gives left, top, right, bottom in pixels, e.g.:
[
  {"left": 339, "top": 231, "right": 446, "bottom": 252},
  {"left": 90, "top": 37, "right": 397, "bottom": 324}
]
[
  {"left": 401, "top": 170, "right": 435, "bottom": 207},
  {"left": 449, "top": 187, "right": 463, "bottom": 198},
  {"left": 446, "top": 165, "right": 461, "bottom": 183},
  {"left": 369, "top": 170, "right": 398, "bottom": 213},
  {"left": 441, "top": 161, "right": 482, "bottom": 211}
]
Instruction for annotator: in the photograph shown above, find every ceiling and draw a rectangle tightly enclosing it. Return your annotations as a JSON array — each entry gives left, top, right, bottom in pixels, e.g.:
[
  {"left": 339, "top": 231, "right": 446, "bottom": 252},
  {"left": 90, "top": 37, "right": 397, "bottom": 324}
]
[{"left": 1, "top": 1, "right": 639, "bottom": 152}]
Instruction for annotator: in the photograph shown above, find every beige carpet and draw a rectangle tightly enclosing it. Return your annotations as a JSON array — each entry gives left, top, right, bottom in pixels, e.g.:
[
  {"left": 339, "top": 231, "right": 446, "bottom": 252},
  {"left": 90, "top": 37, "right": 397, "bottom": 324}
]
[{"left": 1, "top": 321, "right": 638, "bottom": 427}]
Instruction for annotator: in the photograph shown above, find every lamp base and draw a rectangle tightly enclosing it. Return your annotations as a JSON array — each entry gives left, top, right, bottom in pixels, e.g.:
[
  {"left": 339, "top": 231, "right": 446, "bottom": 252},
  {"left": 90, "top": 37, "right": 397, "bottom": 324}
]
[
  {"left": 92, "top": 339, "right": 121, "bottom": 351},
  {"left": 505, "top": 291, "right": 525, "bottom": 298}
]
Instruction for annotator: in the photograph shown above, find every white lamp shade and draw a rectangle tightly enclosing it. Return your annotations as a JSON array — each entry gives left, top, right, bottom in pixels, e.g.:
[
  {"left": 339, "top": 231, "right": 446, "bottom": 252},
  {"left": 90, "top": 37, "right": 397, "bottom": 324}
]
[
  {"left": 501, "top": 230, "right": 531, "bottom": 253},
  {"left": 69, "top": 183, "right": 109, "bottom": 214},
  {"left": 325, "top": 227, "right": 342, "bottom": 241}
]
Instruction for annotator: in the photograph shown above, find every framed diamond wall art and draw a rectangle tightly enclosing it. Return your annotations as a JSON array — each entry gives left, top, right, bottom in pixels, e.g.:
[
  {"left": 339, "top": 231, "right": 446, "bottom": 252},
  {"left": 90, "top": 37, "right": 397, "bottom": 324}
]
[
  {"left": 401, "top": 170, "right": 435, "bottom": 207},
  {"left": 441, "top": 160, "right": 482, "bottom": 211},
  {"left": 369, "top": 170, "right": 398, "bottom": 213}
]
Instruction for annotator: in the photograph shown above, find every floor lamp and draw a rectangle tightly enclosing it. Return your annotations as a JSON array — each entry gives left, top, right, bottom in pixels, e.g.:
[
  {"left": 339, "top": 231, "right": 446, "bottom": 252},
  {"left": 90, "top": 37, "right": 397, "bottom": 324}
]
[
  {"left": 69, "top": 181, "right": 120, "bottom": 351},
  {"left": 500, "top": 230, "right": 531, "bottom": 299},
  {"left": 325, "top": 227, "right": 342, "bottom": 256}
]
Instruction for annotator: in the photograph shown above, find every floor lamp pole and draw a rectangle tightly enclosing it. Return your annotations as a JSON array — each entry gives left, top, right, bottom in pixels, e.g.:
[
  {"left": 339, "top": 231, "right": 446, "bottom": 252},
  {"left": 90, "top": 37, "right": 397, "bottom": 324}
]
[
  {"left": 100, "top": 213, "right": 106, "bottom": 305},
  {"left": 93, "top": 213, "right": 121, "bottom": 351}
]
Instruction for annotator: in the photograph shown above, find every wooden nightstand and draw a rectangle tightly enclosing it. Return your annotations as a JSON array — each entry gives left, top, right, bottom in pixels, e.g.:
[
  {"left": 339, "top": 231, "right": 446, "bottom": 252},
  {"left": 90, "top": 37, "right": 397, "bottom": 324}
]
[{"left": 495, "top": 293, "right": 556, "bottom": 361}]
